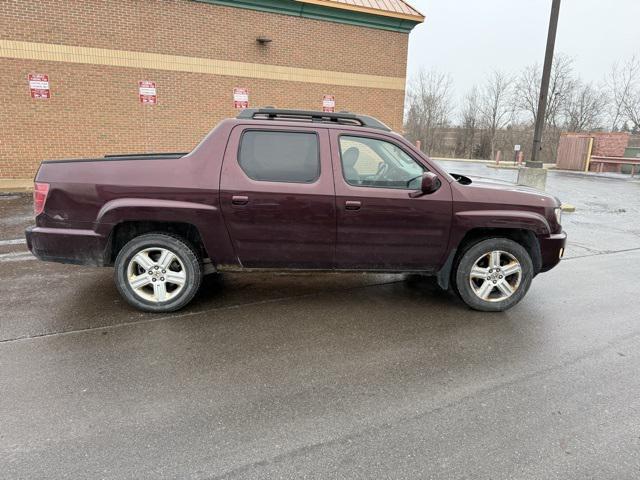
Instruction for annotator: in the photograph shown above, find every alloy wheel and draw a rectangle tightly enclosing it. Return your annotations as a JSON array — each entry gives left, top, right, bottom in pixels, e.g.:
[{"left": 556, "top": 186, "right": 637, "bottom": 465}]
[
  {"left": 126, "top": 247, "right": 187, "bottom": 303},
  {"left": 468, "top": 250, "right": 522, "bottom": 302}
]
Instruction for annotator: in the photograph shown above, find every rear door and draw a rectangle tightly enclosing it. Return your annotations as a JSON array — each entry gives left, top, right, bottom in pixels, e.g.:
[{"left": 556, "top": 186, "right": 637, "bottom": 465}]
[
  {"left": 330, "top": 130, "right": 452, "bottom": 271},
  {"left": 219, "top": 125, "right": 335, "bottom": 269}
]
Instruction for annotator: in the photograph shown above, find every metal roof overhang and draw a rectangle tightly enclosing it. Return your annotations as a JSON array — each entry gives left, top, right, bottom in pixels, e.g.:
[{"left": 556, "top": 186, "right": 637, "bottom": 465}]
[{"left": 192, "top": 0, "right": 424, "bottom": 33}]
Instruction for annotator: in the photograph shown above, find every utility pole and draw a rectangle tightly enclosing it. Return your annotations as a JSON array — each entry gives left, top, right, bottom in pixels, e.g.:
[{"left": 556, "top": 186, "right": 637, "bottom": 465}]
[{"left": 528, "top": 0, "right": 561, "bottom": 167}]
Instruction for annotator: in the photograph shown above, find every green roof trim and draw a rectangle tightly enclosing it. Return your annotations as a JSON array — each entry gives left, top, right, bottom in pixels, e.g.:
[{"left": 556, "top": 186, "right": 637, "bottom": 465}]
[{"left": 192, "top": 0, "right": 421, "bottom": 33}]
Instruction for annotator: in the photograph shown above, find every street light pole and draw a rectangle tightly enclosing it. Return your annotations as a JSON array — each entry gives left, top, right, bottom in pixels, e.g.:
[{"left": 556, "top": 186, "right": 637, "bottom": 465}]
[{"left": 528, "top": 0, "right": 561, "bottom": 168}]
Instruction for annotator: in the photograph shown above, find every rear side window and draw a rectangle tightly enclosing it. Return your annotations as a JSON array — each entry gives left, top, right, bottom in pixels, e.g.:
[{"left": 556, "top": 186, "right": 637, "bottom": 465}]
[{"left": 238, "top": 130, "right": 320, "bottom": 183}]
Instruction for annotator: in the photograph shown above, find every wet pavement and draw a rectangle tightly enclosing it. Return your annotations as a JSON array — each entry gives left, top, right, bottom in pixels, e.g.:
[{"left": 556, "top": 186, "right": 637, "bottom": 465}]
[{"left": 1, "top": 167, "right": 639, "bottom": 479}]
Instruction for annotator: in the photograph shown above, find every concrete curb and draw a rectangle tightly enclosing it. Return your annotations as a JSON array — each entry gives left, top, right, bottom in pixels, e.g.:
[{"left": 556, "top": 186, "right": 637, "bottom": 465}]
[
  {"left": 552, "top": 169, "right": 638, "bottom": 180},
  {"left": 431, "top": 157, "right": 494, "bottom": 164},
  {"left": 486, "top": 163, "right": 556, "bottom": 170},
  {"left": 561, "top": 204, "right": 576, "bottom": 213},
  {"left": 0, "top": 180, "right": 32, "bottom": 194}
]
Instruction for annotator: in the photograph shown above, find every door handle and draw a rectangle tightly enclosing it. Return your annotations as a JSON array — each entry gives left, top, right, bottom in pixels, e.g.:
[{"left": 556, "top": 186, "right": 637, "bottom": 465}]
[
  {"left": 231, "top": 195, "right": 249, "bottom": 205},
  {"left": 345, "top": 200, "right": 361, "bottom": 210}
]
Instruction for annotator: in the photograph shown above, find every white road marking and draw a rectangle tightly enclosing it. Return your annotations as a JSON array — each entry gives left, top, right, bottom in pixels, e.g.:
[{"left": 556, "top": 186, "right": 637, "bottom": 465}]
[
  {"left": 0, "top": 251, "right": 35, "bottom": 262},
  {"left": 0, "top": 238, "right": 26, "bottom": 246}
]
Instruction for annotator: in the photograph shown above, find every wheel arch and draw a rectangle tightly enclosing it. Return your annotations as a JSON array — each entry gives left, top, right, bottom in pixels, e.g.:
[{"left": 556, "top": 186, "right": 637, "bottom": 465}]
[
  {"left": 437, "top": 227, "right": 542, "bottom": 290},
  {"left": 457, "top": 228, "right": 542, "bottom": 271},
  {"left": 105, "top": 220, "right": 208, "bottom": 266},
  {"left": 94, "top": 197, "right": 237, "bottom": 267}
]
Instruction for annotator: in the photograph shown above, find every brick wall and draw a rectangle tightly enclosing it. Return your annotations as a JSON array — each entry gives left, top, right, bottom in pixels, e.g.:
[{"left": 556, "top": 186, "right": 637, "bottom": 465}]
[
  {"left": 0, "top": 0, "right": 410, "bottom": 178},
  {"left": 590, "top": 132, "right": 630, "bottom": 157}
]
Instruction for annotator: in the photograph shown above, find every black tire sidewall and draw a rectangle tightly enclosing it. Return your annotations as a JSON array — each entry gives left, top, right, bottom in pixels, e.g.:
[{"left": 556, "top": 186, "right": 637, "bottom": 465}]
[
  {"left": 114, "top": 233, "right": 202, "bottom": 313},
  {"left": 455, "top": 238, "right": 533, "bottom": 312}
]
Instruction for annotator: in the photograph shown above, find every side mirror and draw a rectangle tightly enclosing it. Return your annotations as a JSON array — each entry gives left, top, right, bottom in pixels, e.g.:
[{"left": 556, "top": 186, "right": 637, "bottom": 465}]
[{"left": 409, "top": 172, "right": 440, "bottom": 198}]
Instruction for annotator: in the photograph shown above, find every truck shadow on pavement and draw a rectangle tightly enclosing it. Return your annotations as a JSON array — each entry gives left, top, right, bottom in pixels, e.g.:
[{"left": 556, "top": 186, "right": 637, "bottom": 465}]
[
  {"left": 5, "top": 263, "right": 540, "bottom": 362},
  {"left": 77, "top": 270, "right": 534, "bottom": 348},
  {"left": 39, "top": 270, "right": 542, "bottom": 407}
]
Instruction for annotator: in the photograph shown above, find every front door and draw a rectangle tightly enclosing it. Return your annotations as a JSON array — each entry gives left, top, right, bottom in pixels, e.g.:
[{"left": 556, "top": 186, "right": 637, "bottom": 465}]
[
  {"left": 330, "top": 131, "right": 452, "bottom": 271},
  {"left": 220, "top": 126, "right": 335, "bottom": 269}
]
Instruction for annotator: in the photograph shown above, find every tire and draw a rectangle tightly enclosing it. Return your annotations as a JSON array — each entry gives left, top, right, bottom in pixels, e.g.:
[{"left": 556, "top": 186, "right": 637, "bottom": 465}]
[
  {"left": 114, "top": 233, "right": 202, "bottom": 313},
  {"left": 454, "top": 237, "right": 533, "bottom": 312}
]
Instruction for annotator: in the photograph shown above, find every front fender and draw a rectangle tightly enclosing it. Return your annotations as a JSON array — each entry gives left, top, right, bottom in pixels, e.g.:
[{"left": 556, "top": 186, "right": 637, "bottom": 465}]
[
  {"left": 437, "top": 210, "right": 549, "bottom": 290},
  {"left": 454, "top": 210, "right": 551, "bottom": 237}
]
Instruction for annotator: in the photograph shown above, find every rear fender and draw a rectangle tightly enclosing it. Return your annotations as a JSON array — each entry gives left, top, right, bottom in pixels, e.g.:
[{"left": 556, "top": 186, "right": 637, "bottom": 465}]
[{"left": 95, "top": 198, "right": 236, "bottom": 265}]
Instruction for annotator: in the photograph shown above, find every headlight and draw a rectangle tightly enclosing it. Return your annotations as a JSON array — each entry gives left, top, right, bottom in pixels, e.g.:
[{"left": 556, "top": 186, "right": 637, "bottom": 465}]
[{"left": 554, "top": 207, "right": 562, "bottom": 226}]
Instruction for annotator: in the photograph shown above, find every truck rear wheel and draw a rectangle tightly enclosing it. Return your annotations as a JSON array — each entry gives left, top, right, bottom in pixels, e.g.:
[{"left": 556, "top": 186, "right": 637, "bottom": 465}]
[
  {"left": 454, "top": 238, "right": 533, "bottom": 312},
  {"left": 114, "top": 233, "right": 202, "bottom": 312}
]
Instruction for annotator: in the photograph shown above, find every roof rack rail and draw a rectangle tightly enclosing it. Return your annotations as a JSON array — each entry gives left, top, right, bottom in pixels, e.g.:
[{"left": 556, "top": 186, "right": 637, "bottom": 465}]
[{"left": 236, "top": 108, "right": 391, "bottom": 131}]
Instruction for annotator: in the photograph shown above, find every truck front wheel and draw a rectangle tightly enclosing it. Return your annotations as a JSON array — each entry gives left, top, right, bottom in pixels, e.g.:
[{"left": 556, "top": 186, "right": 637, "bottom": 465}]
[
  {"left": 454, "top": 238, "right": 533, "bottom": 312},
  {"left": 114, "top": 233, "right": 203, "bottom": 312}
]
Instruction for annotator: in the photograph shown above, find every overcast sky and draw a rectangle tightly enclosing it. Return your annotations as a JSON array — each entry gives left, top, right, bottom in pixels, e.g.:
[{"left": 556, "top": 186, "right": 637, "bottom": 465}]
[{"left": 406, "top": 0, "right": 640, "bottom": 105}]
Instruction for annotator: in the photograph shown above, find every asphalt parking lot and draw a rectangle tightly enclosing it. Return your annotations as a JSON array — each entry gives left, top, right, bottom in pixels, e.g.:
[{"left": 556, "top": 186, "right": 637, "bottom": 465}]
[{"left": 1, "top": 165, "right": 640, "bottom": 479}]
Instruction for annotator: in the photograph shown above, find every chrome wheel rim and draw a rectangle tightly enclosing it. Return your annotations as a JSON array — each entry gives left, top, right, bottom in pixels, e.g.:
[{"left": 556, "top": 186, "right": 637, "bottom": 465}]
[
  {"left": 469, "top": 250, "right": 522, "bottom": 302},
  {"left": 126, "top": 247, "right": 187, "bottom": 303}
]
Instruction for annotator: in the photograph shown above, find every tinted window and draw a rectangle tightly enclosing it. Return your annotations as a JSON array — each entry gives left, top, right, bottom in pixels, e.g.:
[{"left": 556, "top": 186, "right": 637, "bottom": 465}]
[
  {"left": 239, "top": 131, "right": 320, "bottom": 183},
  {"left": 340, "top": 136, "right": 425, "bottom": 189}
]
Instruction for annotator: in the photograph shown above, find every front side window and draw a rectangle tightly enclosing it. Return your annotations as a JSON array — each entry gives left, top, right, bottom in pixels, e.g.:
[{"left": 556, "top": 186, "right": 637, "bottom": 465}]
[
  {"left": 239, "top": 130, "right": 320, "bottom": 183},
  {"left": 339, "top": 136, "right": 425, "bottom": 189}
]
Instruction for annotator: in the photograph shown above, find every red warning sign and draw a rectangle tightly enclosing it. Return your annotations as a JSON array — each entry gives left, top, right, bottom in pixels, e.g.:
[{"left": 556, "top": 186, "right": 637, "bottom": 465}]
[
  {"left": 233, "top": 87, "right": 249, "bottom": 109},
  {"left": 322, "top": 95, "right": 335, "bottom": 113},
  {"left": 28, "top": 74, "right": 50, "bottom": 99},
  {"left": 139, "top": 81, "right": 157, "bottom": 105}
]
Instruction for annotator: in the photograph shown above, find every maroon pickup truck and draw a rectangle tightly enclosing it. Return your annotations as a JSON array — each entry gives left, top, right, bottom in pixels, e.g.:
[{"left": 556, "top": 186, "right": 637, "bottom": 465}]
[{"left": 26, "top": 109, "right": 566, "bottom": 312}]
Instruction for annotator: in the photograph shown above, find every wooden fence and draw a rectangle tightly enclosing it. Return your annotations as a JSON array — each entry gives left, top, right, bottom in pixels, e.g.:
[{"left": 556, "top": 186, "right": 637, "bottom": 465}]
[{"left": 555, "top": 135, "right": 592, "bottom": 171}]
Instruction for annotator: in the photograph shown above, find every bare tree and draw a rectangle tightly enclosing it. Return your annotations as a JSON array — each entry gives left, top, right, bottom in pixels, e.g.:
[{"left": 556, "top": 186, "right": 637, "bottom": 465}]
[
  {"left": 513, "top": 54, "right": 575, "bottom": 128},
  {"left": 404, "top": 69, "right": 454, "bottom": 154},
  {"left": 402, "top": 54, "right": 640, "bottom": 162},
  {"left": 563, "top": 82, "right": 607, "bottom": 132},
  {"left": 479, "top": 70, "right": 513, "bottom": 160},
  {"left": 606, "top": 55, "right": 640, "bottom": 131},
  {"left": 456, "top": 86, "right": 481, "bottom": 158},
  {"left": 626, "top": 91, "right": 640, "bottom": 132},
  {"left": 623, "top": 59, "right": 640, "bottom": 131}
]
